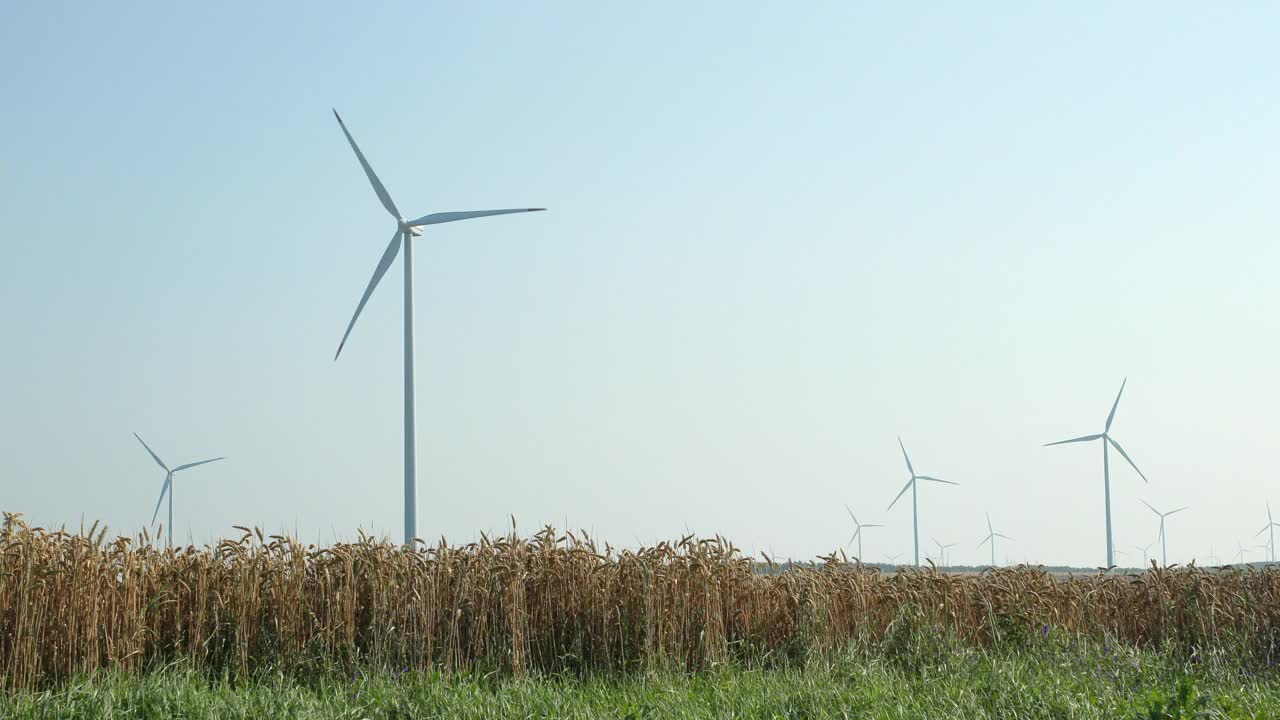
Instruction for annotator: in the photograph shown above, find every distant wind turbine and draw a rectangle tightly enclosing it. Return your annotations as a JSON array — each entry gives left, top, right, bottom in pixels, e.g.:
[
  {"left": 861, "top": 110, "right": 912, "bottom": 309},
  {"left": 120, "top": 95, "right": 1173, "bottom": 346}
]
[
  {"left": 885, "top": 552, "right": 904, "bottom": 567},
  {"left": 1045, "top": 378, "right": 1149, "bottom": 568},
  {"left": 1256, "top": 502, "right": 1280, "bottom": 563},
  {"left": 1141, "top": 499, "right": 1188, "bottom": 567},
  {"left": 887, "top": 437, "right": 957, "bottom": 567},
  {"left": 931, "top": 538, "right": 958, "bottom": 568},
  {"left": 977, "top": 513, "right": 1014, "bottom": 567},
  {"left": 134, "top": 433, "right": 223, "bottom": 549},
  {"left": 330, "top": 110, "right": 545, "bottom": 546},
  {"left": 844, "top": 505, "right": 883, "bottom": 564},
  {"left": 1234, "top": 539, "right": 1252, "bottom": 565},
  {"left": 1133, "top": 541, "right": 1155, "bottom": 568}
]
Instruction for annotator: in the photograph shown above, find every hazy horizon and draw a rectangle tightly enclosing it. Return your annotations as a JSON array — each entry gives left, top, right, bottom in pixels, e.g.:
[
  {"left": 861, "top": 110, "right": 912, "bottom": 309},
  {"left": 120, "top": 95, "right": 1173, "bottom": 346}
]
[{"left": 4, "top": 3, "right": 1280, "bottom": 567}]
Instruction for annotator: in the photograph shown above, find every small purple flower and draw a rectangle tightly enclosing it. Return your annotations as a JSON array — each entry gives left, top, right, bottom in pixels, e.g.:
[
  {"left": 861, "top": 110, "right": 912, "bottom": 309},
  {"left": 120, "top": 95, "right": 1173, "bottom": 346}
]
[{"left": 1041, "top": 625, "right": 1050, "bottom": 638}]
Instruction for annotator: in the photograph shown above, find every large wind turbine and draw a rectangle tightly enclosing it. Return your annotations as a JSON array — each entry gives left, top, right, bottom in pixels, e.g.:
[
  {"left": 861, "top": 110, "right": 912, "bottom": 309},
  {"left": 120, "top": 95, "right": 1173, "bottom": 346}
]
[
  {"left": 977, "top": 512, "right": 1014, "bottom": 567},
  {"left": 1141, "top": 499, "right": 1188, "bottom": 567},
  {"left": 134, "top": 433, "right": 224, "bottom": 549},
  {"left": 330, "top": 110, "right": 545, "bottom": 546},
  {"left": 1045, "top": 378, "right": 1149, "bottom": 568},
  {"left": 887, "top": 437, "right": 957, "bottom": 567},
  {"left": 1256, "top": 502, "right": 1280, "bottom": 562},
  {"left": 844, "top": 505, "right": 883, "bottom": 564}
]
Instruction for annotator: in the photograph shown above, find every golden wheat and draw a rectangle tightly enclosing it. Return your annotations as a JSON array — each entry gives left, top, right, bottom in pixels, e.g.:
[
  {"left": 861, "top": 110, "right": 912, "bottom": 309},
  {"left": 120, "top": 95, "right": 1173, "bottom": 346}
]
[{"left": 1, "top": 512, "right": 1278, "bottom": 689}]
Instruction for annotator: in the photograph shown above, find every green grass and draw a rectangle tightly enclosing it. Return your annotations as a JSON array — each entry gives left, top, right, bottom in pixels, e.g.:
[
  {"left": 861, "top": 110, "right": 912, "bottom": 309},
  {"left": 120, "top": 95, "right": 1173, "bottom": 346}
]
[{"left": 4, "top": 640, "right": 1280, "bottom": 720}]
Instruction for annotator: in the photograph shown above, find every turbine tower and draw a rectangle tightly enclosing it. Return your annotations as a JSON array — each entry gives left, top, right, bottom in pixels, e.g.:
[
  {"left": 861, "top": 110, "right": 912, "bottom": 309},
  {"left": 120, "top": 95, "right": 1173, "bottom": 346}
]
[
  {"left": 887, "top": 437, "right": 957, "bottom": 567},
  {"left": 1141, "top": 499, "right": 1188, "bottom": 567},
  {"left": 844, "top": 505, "right": 883, "bottom": 564},
  {"left": 134, "top": 433, "right": 224, "bottom": 549},
  {"left": 330, "top": 110, "right": 545, "bottom": 546},
  {"left": 1045, "top": 378, "right": 1149, "bottom": 568},
  {"left": 1256, "top": 502, "right": 1280, "bottom": 562},
  {"left": 977, "top": 512, "right": 1014, "bottom": 567}
]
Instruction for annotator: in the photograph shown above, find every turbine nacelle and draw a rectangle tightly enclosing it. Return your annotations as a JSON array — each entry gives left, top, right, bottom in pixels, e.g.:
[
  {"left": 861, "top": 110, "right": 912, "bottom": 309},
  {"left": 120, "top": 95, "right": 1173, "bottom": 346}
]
[{"left": 397, "top": 218, "right": 424, "bottom": 236}]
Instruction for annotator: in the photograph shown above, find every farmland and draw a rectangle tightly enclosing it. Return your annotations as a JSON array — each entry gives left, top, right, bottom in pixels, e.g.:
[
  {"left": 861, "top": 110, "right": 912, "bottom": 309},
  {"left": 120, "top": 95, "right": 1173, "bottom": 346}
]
[{"left": 4, "top": 512, "right": 1280, "bottom": 716}]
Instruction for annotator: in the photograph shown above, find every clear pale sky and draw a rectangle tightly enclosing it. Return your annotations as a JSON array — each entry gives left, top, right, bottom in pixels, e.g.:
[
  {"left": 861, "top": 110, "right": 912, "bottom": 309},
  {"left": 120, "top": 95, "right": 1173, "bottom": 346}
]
[{"left": 3, "top": 3, "right": 1279, "bottom": 567}]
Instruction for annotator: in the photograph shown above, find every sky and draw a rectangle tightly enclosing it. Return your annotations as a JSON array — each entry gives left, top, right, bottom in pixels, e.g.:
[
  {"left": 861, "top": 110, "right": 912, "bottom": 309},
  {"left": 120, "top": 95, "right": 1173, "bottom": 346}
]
[{"left": 3, "top": 2, "right": 1280, "bottom": 568}]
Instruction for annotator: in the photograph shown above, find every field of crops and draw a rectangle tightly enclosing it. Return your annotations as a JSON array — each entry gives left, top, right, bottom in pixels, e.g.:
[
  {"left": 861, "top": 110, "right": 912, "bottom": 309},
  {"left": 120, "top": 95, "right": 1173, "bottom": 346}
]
[{"left": 3, "top": 512, "right": 1280, "bottom": 693}]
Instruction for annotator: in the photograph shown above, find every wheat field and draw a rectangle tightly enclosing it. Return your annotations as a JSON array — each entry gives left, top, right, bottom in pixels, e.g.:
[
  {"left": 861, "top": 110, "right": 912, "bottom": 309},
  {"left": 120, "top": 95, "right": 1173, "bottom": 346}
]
[{"left": 2, "top": 512, "right": 1278, "bottom": 690}]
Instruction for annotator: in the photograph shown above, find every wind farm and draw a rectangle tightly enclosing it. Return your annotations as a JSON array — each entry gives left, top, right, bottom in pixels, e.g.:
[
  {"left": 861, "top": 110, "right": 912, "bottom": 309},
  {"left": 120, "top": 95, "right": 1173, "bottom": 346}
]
[{"left": 7, "top": 3, "right": 1280, "bottom": 717}]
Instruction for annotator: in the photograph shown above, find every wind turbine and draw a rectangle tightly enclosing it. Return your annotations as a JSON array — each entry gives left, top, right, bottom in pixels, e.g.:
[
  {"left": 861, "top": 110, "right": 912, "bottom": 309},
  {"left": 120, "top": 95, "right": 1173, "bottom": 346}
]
[
  {"left": 977, "top": 512, "right": 1014, "bottom": 567},
  {"left": 1234, "top": 539, "right": 1252, "bottom": 565},
  {"left": 1141, "top": 499, "right": 1188, "bottom": 567},
  {"left": 887, "top": 437, "right": 956, "bottom": 567},
  {"left": 134, "top": 433, "right": 224, "bottom": 549},
  {"left": 884, "top": 552, "right": 904, "bottom": 568},
  {"left": 844, "top": 505, "right": 883, "bottom": 564},
  {"left": 1044, "top": 378, "right": 1149, "bottom": 568},
  {"left": 1256, "top": 502, "right": 1280, "bottom": 563},
  {"left": 330, "top": 110, "right": 545, "bottom": 546},
  {"left": 1133, "top": 541, "right": 1155, "bottom": 568},
  {"left": 931, "top": 538, "right": 957, "bottom": 568}
]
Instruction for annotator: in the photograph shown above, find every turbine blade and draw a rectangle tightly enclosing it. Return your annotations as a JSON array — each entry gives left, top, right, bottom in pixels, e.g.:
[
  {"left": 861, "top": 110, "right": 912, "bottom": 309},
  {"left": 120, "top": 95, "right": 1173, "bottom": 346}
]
[
  {"left": 133, "top": 433, "right": 169, "bottom": 472},
  {"left": 995, "top": 533, "right": 1015, "bottom": 540},
  {"left": 150, "top": 473, "right": 172, "bottom": 525},
  {"left": 863, "top": 523, "right": 884, "bottom": 528},
  {"left": 171, "top": 457, "right": 225, "bottom": 473},
  {"left": 1107, "top": 436, "right": 1148, "bottom": 482},
  {"left": 408, "top": 208, "right": 545, "bottom": 227},
  {"left": 1166, "top": 506, "right": 1189, "bottom": 517},
  {"left": 1043, "top": 434, "right": 1102, "bottom": 447},
  {"left": 333, "top": 110, "right": 400, "bottom": 219},
  {"left": 897, "top": 436, "right": 915, "bottom": 476},
  {"left": 1105, "top": 378, "right": 1127, "bottom": 432},
  {"left": 334, "top": 230, "right": 403, "bottom": 360},
  {"left": 848, "top": 532, "right": 858, "bottom": 546},
  {"left": 916, "top": 475, "right": 957, "bottom": 485},
  {"left": 1256, "top": 525, "right": 1270, "bottom": 537},
  {"left": 1140, "top": 499, "right": 1161, "bottom": 516},
  {"left": 978, "top": 535, "right": 991, "bottom": 548},
  {"left": 986, "top": 512, "right": 993, "bottom": 535},
  {"left": 846, "top": 504, "right": 856, "bottom": 523},
  {"left": 887, "top": 477, "right": 914, "bottom": 510}
]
